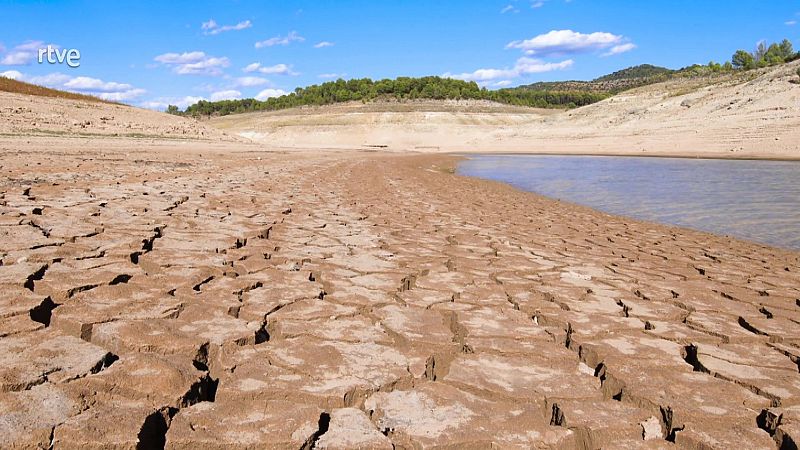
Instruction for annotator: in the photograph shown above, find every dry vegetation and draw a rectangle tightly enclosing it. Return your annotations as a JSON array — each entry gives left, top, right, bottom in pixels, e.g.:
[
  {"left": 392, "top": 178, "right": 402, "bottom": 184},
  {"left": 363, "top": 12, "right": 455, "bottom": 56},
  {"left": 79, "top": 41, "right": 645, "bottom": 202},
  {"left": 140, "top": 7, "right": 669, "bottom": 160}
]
[{"left": 0, "top": 77, "right": 116, "bottom": 104}]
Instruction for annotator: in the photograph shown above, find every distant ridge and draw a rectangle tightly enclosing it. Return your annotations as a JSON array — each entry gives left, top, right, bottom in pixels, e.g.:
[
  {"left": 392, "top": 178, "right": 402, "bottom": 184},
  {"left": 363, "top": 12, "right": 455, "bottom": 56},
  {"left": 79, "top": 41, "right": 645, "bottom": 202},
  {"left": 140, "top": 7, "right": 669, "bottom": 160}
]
[
  {"left": 516, "top": 64, "right": 676, "bottom": 93},
  {"left": 594, "top": 64, "right": 675, "bottom": 82}
]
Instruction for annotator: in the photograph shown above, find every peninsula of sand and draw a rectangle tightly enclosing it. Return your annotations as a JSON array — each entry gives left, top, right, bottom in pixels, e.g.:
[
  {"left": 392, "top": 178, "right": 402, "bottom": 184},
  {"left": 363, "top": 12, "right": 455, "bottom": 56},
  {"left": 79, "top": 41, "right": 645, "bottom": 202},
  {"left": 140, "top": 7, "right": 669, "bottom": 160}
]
[{"left": 0, "top": 61, "right": 799, "bottom": 450}]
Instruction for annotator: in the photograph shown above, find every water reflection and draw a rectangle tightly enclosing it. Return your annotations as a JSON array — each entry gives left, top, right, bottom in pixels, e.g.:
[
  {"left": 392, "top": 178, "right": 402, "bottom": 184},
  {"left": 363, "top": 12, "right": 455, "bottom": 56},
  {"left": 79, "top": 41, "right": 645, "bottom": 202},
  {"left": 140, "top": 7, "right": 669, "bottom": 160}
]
[{"left": 458, "top": 155, "right": 800, "bottom": 250}]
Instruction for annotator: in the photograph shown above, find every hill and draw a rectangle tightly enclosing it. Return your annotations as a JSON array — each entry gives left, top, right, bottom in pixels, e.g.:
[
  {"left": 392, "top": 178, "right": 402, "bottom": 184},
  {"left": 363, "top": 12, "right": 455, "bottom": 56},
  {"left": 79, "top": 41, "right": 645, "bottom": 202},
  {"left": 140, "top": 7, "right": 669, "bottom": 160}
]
[
  {"left": 182, "top": 76, "right": 606, "bottom": 117},
  {"left": 174, "top": 64, "right": 733, "bottom": 118},
  {"left": 517, "top": 64, "right": 681, "bottom": 94},
  {"left": 207, "top": 60, "right": 800, "bottom": 159},
  {"left": 0, "top": 84, "right": 236, "bottom": 141},
  {"left": 0, "top": 76, "right": 116, "bottom": 104}
]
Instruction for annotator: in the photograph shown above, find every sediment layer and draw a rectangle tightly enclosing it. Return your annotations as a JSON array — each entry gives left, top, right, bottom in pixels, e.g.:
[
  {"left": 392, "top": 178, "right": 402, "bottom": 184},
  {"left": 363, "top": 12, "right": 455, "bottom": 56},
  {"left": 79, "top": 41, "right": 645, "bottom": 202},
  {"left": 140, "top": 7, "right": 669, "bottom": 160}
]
[{"left": 1, "top": 144, "right": 799, "bottom": 449}]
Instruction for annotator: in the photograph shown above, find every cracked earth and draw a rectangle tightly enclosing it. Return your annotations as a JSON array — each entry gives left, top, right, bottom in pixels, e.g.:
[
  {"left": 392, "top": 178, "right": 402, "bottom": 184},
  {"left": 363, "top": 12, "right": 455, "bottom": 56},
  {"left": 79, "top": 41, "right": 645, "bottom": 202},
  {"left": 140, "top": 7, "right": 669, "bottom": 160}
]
[{"left": 1, "top": 143, "right": 799, "bottom": 449}]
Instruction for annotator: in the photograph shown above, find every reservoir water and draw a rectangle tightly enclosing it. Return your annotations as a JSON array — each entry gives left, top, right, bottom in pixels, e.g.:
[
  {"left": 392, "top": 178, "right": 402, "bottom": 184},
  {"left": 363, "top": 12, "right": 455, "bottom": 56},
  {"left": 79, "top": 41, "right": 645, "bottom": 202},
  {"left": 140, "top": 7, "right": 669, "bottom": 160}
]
[{"left": 457, "top": 155, "right": 800, "bottom": 250}]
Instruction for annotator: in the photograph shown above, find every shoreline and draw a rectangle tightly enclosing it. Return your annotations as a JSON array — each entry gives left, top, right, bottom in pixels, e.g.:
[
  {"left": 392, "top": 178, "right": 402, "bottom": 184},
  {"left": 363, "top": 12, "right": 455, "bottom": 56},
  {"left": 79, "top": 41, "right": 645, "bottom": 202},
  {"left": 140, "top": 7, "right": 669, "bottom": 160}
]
[
  {"left": 451, "top": 150, "right": 800, "bottom": 162},
  {"left": 446, "top": 154, "right": 800, "bottom": 255},
  {"left": 452, "top": 153, "right": 800, "bottom": 252}
]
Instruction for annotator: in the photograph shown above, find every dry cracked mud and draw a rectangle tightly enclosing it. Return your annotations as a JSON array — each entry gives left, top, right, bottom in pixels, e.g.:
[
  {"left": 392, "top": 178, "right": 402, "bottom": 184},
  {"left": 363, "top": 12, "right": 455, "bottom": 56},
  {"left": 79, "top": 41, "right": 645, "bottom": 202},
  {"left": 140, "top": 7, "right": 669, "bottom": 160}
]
[{"left": 1, "top": 143, "right": 799, "bottom": 449}]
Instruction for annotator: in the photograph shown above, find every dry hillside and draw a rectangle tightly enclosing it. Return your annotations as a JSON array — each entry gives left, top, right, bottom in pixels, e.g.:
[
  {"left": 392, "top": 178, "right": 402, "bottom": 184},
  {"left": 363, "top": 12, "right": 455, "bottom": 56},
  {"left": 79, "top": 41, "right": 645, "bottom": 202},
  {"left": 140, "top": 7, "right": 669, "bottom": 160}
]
[
  {"left": 0, "top": 89, "right": 236, "bottom": 141},
  {"left": 210, "top": 61, "right": 800, "bottom": 159}
]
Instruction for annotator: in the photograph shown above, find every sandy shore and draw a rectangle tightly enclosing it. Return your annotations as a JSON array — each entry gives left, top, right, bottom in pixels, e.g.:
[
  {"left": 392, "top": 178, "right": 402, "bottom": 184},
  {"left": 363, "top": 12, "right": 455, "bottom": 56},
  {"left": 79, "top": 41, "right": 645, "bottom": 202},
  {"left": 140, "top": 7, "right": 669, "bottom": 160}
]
[{"left": 1, "top": 138, "right": 799, "bottom": 448}]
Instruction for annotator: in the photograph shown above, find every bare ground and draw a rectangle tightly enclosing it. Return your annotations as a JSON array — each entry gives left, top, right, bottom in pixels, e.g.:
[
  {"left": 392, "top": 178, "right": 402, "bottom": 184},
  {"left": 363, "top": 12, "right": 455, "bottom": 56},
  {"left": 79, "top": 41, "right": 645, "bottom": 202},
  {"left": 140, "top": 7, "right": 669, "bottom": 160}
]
[
  {"left": 0, "top": 67, "right": 799, "bottom": 448},
  {"left": 0, "top": 137, "right": 799, "bottom": 448}
]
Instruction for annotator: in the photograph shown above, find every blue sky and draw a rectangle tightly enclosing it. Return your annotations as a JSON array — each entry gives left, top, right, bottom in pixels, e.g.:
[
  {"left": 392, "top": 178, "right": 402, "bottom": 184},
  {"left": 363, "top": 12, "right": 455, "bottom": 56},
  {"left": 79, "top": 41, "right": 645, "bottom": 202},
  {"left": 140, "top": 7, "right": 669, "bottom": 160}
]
[{"left": 1, "top": 0, "right": 798, "bottom": 109}]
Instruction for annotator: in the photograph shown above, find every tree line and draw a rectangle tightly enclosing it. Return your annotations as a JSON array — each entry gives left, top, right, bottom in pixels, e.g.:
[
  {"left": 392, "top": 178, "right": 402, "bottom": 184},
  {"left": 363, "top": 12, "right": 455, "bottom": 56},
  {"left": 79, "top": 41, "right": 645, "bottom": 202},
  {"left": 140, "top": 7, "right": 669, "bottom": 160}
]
[
  {"left": 176, "top": 77, "right": 608, "bottom": 117},
  {"left": 731, "top": 39, "right": 797, "bottom": 70}
]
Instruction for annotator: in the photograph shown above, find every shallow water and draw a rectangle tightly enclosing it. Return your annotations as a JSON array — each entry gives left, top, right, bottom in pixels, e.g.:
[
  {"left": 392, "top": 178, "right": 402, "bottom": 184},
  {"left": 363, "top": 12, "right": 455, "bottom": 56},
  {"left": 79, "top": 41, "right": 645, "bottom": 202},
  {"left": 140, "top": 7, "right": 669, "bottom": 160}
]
[{"left": 458, "top": 155, "right": 800, "bottom": 250}]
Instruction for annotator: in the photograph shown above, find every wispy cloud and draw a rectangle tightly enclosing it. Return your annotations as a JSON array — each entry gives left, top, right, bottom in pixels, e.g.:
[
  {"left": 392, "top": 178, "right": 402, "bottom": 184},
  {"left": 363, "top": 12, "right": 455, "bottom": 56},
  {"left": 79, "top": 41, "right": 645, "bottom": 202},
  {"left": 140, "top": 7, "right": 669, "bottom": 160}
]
[
  {"left": 8, "top": 71, "right": 145, "bottom": 101},
  {"left": 140, "top": 96, "right": 205, "bottom": 110},
  {"left": 209, "top": 89, "right": 241, "bottom": 101},
  {"left": 531, "top": 1, "right": 545, "bottom": 8},
  {"left": 1, "top": 40, "right": 55, "bottom": 66},
  {"left": 786, "top": 20, "right": 797, "bottom": 26},
  {"left": 255, "top": 31, "right": 304, "bottom": 48},
  {"left": 0, "top": 70, "right": 23, "bottom": 79},
  {"left": 242, "top": 62, "right": 297, "bottom": 75},
  {"left": 443, "top": 57, "right": 573, "bottom": 82},
  {"left": 234, "top": 76, "right": 270, "bottom": 87},
  {"left": 255, "top": 88, "right": 288, "bottom": 100},
  {"left": 318, "top": 73, "right": 345, "bottom": 79},
  {"left": 154, "top": 51, "right": 230, "bottom": 76},
  {"left": 500, "top": 5, "right": 519, "bottom": 14},
  {"left": 506, "top": 30, "right": 631, "bottom": 56},
  {"left": 201, "top": 19, "right": 252, "bottom": 35},
  {"left": 602, "top": 43, "right": 637, "bottom": 56},
  {"left": 314, "top": 41, "right": 335, "bottom": 48}
]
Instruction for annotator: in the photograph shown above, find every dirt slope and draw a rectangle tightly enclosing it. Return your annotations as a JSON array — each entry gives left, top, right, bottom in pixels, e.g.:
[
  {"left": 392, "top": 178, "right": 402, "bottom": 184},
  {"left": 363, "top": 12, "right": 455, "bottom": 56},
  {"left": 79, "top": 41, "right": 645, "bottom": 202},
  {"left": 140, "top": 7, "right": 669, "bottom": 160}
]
[
  {"left": 0, "top": 90, "right": 236, "bottom": 141},
  {"left": 210, "top": 61, "right": 800, "bottom": 159}
]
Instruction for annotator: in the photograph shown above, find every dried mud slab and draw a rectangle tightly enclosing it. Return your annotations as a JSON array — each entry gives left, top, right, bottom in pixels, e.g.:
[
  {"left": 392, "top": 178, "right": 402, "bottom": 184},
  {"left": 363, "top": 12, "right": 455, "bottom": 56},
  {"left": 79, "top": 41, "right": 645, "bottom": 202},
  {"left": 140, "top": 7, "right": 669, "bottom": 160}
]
[{"left": 0, "top": 143, "right": 798, "bottom": 449}]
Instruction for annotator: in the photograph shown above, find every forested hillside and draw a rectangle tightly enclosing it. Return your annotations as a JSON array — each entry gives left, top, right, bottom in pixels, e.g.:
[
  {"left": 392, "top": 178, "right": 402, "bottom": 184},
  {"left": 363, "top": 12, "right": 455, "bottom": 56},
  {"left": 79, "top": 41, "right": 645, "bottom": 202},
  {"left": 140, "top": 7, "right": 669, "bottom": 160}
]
[
  {"left": 176, "top": 39, "right": 799, "bottom": 117},
  {"left": 183, "top": 77, "right": 607, "bottom": 116}
]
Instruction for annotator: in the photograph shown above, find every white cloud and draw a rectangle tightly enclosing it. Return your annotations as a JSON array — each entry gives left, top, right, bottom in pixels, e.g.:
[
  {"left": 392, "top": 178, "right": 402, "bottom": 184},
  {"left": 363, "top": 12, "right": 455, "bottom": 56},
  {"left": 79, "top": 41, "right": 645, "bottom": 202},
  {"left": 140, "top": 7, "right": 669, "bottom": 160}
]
[
  {"left": 1, "top": 40, "right": 53, "bottom": 66},
  {"left": 9, "top": 71, "right": 145, "bottom": 101},
  {"left": 96, "top": 89, "right": 147, "bottom": 102},
  {"left": 314, "top": 41, "right": 335, "bottom": 48},
  {"left": 210, "top": 89, "right": 241, "bottom": 101},
  {"left": 235, "top": 76, "right": 270, "bottom": 87},
  {"left": 64, "top": 76, "right": 135, "bottom": 92},
  {"left": 443, "top": 57, "right": 573, "bottom": 82},
  {"left": 140, "top": 96, "right": 206, "bottom": 110},
  {"left": 506, "top": 30, "right": 628, "bottom": 56},
  {"left": 154, "top": 51, "right": 206, "bottom": 64},
  {"left": 501, "top": 5, "right": 518, "bottom": 13},
  {"left": 531, "top": 1, "right": 545, "bottom": 8},
  {"left": 154, "top": 51, "right": 230, "bottom": 76},
  {"left": 786, "top": 20, "right": 797, "bottom": 26},
  {"left": 0, "top": 70, "right": 23, "bottom": 79},
  {"left": 201, "top": 19, "right": 217, "bottom": 31},
  {"left": 318, "top": 73, "right": 345, "bottom": 79},
  {"left": 602, "top": 43, "right": 637, "bottom": 56},
  {"left": 202, "top": 19, "right": 252, "bottom": 35},
  {"left": 255, "top": 88, "right": 288, "bottom": 100},
  {"left": 255, "top": 31, "right": 304, "bottom": 48},
  {"left": 27, "top": 73, "right": 71, "bottom": 86},
  {"left": 493, "top": 80, "right": 513, "bottom": 87},
  {"left": 242, "top": 62, "right": 296, "bottom": 75}
]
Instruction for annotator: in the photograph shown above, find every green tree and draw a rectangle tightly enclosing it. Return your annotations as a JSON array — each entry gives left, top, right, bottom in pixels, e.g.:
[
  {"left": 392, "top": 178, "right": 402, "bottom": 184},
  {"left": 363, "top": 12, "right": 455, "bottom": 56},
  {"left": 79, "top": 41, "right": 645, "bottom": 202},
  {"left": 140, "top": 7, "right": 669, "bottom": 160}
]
[
  {"left": 166, "top": 104, "right": 180, "bottom": 115},
  {"left": 732, "top": 50, "right": 755, "bottom": 70},
  {"left": 779, "top": 39, "right": 795, "bottom": 59},
  {"left": 754, "top": 40, "right": 768, "bottom": 62}
]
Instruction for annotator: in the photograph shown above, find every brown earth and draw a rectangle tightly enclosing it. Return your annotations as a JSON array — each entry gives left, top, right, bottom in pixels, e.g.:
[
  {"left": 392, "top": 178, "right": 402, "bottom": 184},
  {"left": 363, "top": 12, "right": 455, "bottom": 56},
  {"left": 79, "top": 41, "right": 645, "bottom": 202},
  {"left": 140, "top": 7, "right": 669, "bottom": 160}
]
[{"left": 1, "top": 134, "right": 799, "bottom": 448}]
